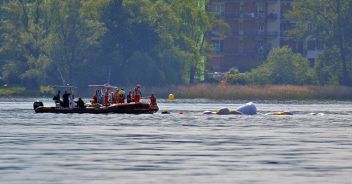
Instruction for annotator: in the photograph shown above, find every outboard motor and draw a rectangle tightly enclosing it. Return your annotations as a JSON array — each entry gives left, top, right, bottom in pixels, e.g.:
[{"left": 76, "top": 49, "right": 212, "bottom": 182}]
[{"left": 33, "top": 101, "right": 44, "bottom": 110}]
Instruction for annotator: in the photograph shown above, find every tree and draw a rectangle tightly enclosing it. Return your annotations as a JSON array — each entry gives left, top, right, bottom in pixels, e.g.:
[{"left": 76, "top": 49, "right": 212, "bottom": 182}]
[
  {"left": 314, "top": 46, "right": 341, "bottom": 85},
  {"left": 288, "top": 0, "right": 352, "bottom": 85},
  {"left": 44, "top": 0, "right": 106, "bottom": 86},
  {"left": 247, "top": 46, "right": 311, "bottom": 85},
  {"left": 169, "top": 0, "right": 214, "bottom": 84},
  {"left": 0, "top": 0, "right": 226, "bottom": 89},
  {"left": 0, "top": 0, "right": 48, "bottom": 87},
  {"left": 97, "top": 0, "right": 169, "bottom": 86},
  {"left": 0, "top": 0, "right": 107, "bottom": 87}
]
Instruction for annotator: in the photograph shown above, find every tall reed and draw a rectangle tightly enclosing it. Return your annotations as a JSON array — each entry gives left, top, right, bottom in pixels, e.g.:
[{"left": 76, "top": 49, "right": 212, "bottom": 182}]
[{"left": 154, "top": 84, "right": 352, "bottom": 100}]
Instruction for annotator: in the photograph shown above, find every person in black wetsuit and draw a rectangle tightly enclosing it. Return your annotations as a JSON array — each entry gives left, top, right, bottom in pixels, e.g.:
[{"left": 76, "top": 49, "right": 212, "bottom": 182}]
[
  {"left": 127, "top": 91, "right": 132, "bottom": 103},
  {"left": 76, "top": 98, "right": 85, "bottom": 109},
  {"left": 53, "top": 90, "right": 61, "bottom": 103},
  {"left": 62, "top": 91, "right": 70, "bottom": 108}
]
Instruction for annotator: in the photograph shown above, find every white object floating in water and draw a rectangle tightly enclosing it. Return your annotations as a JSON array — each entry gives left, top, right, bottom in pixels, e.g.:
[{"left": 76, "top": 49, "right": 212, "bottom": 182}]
[
  {"left": 237, "top": 102, "right": 257, "bottom": 115},
  {"left": 203, "top": 110, "right": 214, "bottom": 115},
  {"left": 309, "top": 112, "right": 325, "bottom": 116}
]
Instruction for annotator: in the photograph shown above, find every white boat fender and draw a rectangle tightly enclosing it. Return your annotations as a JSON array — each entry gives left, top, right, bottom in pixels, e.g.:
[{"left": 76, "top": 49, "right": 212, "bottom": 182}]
[
  {"left": 236, "top": 102, "right": 257, "bottom": 115},
  {"left": 203, "top": 110, "right": 214, "bottom": 115}
]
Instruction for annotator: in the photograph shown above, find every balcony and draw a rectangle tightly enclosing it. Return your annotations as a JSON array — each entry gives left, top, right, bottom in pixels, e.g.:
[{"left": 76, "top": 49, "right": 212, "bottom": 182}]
[
  {"left": 230, "top": 31, "right": 279, "bottom": 38},
  {"left": 224, "top": 13, "right": 240, "bottom": 19},
  {"left": 224, "top": 12, "right": 263, "bottom": 20},
  {"left": 221, "top": 12, "right": 279, "bottom": 20},
  {"left": 256, "top": 31, "right": 278, "bottom": 37},
  {"left": 280, "top": 31, "right": 289, "bottom": 37},
  {"left": 232, "top": 31, "right": 257, "bottom": 37},
  {"left": 266, "top": 31, "right": 279, "bottom": 37},
  {"left": 267, "top": 13, "right": 278, "bottom": 20},
  {"left": 209, "top": 11, "right": 226, "bottom": 18},
  {"left": 222, "top": 50, "right": 259, "bottom": 56},
  {"left": 255, "top": 12, "right": 266, "bottom": 19}
]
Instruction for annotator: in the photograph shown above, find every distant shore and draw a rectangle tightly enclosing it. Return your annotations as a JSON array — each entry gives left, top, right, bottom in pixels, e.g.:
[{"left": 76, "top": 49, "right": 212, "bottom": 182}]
[{"left": 2, "top": 84, "right": 352, "bottom": 101}]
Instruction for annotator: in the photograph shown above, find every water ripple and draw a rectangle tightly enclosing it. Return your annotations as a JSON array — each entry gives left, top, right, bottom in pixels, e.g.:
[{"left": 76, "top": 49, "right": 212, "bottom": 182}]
[{"left": 0, "top": 99, "right": 351, "bottom": 184}]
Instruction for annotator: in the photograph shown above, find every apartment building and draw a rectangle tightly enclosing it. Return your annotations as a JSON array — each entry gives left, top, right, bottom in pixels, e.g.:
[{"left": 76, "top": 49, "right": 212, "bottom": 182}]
[{"left": 207, "top": 0, "right": 317, "bottom": 72}]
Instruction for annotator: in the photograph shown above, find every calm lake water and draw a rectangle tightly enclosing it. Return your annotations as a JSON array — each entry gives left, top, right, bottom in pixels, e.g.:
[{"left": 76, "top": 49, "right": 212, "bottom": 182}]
[{"left": 0, "top": 98, "right": 351, "bottom": 184}]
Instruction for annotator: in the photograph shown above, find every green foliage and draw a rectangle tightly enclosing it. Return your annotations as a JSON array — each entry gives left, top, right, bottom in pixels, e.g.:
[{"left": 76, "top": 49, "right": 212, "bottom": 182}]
[
  {"left": 246, "top": 46, "right": 312, "bottom": 85},
  {"left": 288, "top": 0, "right": 352, "bottom": 85},
  {"left": 225, "top": 73, "right": 247, "bottom": 85},
  {"left": 39, "top": 85, "right": 55, "bottom": 94},
  {"left": 0, "top": 0, "right": 222, "bottom": 89},
  {"left": 168, "top": 0, "right": 225, "bottom": 83},
  {"left": 315, "top": 46, "right": 342, "bottom": 85},
  {"left": 121, "top": 51, "right": 161, "bottom": 85},
  {"left": 0, "top": 87, "right": 26, "bottom": 96},
  {"left": 246, "top": 63, "right": 271, "bottom": 85}
]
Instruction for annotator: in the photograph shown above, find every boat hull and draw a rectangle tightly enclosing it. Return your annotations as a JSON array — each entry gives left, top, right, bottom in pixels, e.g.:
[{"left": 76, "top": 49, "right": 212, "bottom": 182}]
[{"left": 34, "top": 103, "right": 158, "bottom": 114}]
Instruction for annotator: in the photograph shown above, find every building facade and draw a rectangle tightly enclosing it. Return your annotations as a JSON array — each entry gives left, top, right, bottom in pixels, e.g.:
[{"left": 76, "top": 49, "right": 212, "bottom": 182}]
[{"left": 207, "top": 0, "right": 317, "bottom": 72}]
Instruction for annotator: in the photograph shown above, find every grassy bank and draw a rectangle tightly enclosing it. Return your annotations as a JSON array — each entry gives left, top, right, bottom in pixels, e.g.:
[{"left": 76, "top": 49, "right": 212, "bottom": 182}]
[
  {"left": 0, "top": 86, "right": 48, "bottom": 97},
  {"left": 151, "top": 84, "right": 352, "bottom": 100},
  {"left": 0, "top": 87, "right": 26, "bottom": 96},
  {"left": 2, "top": 84, "right": 352, "bottom": 100}
]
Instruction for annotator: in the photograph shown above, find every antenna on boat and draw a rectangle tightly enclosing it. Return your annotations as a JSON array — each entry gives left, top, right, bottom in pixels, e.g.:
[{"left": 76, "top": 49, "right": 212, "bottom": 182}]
[
  {"left": 57, "top": 68, "right": 66, "bottom": 85},
  {"left": 107, "top": 68, "right": 111, "bottom": 84}
]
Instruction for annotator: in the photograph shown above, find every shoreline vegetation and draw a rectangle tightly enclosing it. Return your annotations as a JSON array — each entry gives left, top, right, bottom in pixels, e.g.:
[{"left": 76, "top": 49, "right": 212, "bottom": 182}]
[
  {"left": 0, "top": 87, "right": 26, "bottom": 96},
  {"left": 2, "top": 84, "right": 352, "bottom": 101},
  {"left": 153, "top": 84, "right": 352, "bottom": 100}
]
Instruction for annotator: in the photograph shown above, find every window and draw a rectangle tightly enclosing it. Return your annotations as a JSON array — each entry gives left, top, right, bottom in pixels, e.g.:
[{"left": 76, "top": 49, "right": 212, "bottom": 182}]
[
  {"left": 257, "top": 40, "right": 264, "bottom": 53},
  {"left": 307, "top": 40, "right": 316, "bottom": 50},
  {"left": 213, "top": 3, "right": 225, "bottom": 16},
  {"left": 239, "top": 41, "right": 244, "bottom": 53},
  {"left": 308, "top": 58, "right": 315, "bottom": 68},
  {"left": 308, "top": 23, "right": 313, "bottom": 31},
  {"left": 317, "top": 41, "right": 324, "bottom": 50},
  {"left": 212, "top": 40, "right": 224, "bottom": 53},
  {"left": 256, "top": 3, "right": 265, "bottom": 13},
  {"left": 239, "top": 2, "right": 245, "bottom": 13},
  {"left": 280, "top": 23, "right": 289, "bottom": 31}
]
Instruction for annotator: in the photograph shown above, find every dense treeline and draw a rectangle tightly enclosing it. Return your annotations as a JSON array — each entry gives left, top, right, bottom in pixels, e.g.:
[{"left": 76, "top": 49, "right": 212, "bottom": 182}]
[
  {"left": 0, "top": 0, "right": 221, "bottom": 89},
  {"left": 225, "top": 46, "right": 313, "bottom": 85},
  {"left": 1, "top": 0, "right": 352, "bottom": 93}
]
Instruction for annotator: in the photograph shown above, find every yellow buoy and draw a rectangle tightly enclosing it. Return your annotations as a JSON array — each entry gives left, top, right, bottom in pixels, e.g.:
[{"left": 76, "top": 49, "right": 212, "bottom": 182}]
[{"left": 168, "top": 93, "right": 175, "bottom": 101}]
